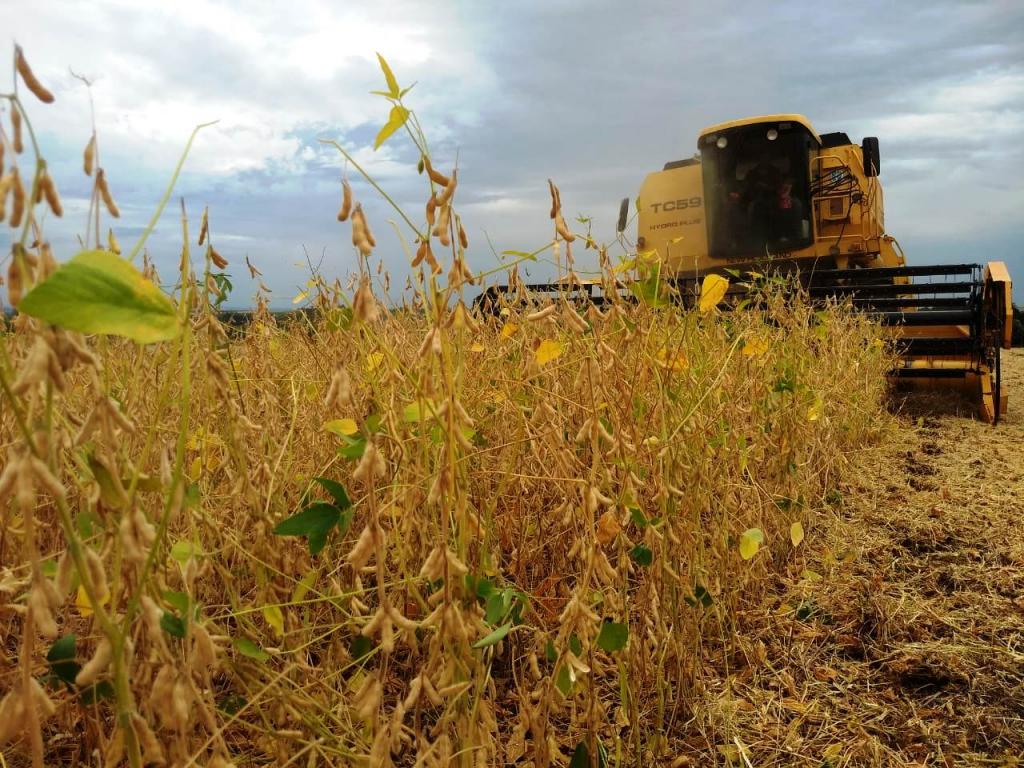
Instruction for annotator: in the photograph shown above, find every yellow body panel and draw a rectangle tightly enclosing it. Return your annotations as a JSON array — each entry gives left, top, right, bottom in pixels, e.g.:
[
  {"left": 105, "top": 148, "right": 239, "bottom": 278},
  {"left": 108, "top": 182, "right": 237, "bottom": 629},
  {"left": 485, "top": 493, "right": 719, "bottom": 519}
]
[
  {"left": 636, "top": 163, "right": 707, "bottom": 275},
  {"left": 698, "top": 113, "right": 821, "bottom": 144}
]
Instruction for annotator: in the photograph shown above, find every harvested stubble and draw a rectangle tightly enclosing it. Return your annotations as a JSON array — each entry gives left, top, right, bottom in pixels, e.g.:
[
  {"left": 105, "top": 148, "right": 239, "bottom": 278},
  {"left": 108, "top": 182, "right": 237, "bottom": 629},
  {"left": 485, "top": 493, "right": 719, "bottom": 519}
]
[{"left": 1, "top": 285, "right": 895, "bottom": 766}]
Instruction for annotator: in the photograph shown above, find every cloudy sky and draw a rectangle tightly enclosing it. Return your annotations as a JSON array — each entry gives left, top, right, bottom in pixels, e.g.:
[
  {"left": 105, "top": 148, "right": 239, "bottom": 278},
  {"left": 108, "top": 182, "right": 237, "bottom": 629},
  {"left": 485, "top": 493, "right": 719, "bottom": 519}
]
[{"left": 3, "top": 0, "right": 1023, "bottom": 305}]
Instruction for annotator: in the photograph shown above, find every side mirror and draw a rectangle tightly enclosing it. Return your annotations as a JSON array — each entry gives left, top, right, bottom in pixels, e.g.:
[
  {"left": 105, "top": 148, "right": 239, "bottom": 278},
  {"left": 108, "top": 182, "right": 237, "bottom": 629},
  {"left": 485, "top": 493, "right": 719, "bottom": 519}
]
[
  {"left": 862, "top": 136, "right": 880, "bottom": 177},
  {"left": 616, "top": 197, "right": 630, "bottom": 234}
]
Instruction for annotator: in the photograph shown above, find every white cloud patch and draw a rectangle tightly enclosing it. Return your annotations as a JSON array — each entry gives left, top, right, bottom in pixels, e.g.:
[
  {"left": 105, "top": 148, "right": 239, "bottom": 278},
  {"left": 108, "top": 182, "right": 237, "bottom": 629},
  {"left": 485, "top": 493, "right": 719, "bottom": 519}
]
[{"left": 3, "top": 0, "right": 495, "bottom": 177}]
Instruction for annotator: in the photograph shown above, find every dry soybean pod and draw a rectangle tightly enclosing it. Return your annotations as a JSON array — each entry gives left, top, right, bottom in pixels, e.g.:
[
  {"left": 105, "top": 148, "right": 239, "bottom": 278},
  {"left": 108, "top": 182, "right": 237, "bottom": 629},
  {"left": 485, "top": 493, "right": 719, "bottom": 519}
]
[
  {"left": 96, "top": 168, "right": 120, "bottom": 217},
  {"left": 41, "top": 172, "right": 62, "bottom": 217},
  {"left": 412, "top": 239, "right": 427, "bottom": 268},
  {"left": 83, "top": 134, "right": 95, "bottom": 176},
  {"left": 15, "top": 45, "right": 55, "bottom": 104},
  {"left": 210, "top": 246, "right": 228, "bottom": 269},
  {"left": 425, "top": 195, "right": 437, "bottom": 228},
  {"left": 198, "top": 207, "right": 209, "bottom": 245},
  {"left": 11, "top": 105, "right": 23, "bottom": 154},
  {"left": 9, "top": 167, "right": 25, "bottom": 227},
  {"left": 363, "top": 212, "right": 376, "bottom": 248},
  {"left": 351, "top": 204, "right": 372, "bottom": 256},
  {"left": 423, "top": 156, "right": 450, "bottom": 187},
  {"left": 435, "top": 203, "right": 451, "bottom": 246},
  {"left": 555, "top": 212, "right": 575, "bottom": 243},
  {"left": 548, "top": 178, "right": 561, "bottom": 219},
  {"left": 435, "top": 169, "right": 458, "bottom": 207},
  {"left": 337, "top": 179, "right": 352, "bottom": 222},
  {"left": 0, "top": 172, "right": 10, "bottom": 221}
]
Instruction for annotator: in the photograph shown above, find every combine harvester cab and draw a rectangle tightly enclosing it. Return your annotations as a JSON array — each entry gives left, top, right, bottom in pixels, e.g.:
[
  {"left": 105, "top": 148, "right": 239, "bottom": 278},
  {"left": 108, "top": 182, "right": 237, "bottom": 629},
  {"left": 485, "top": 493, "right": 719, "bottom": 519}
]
[
  {"left": 632, "top": 114, "right": 1014, "bottom": 422},
  {"left": 478, "top": 114, "right": 1014, "bottom": 422}
]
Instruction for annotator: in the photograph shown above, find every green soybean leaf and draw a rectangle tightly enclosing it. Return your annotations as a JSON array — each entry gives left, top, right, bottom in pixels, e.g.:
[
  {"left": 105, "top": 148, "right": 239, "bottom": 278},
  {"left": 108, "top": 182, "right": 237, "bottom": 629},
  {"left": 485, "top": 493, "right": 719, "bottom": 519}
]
[
  {"left": 47, "top": 634, "right": 80, "bottom": 686},
  {"left": 18, "top": 250, "right": 180, "bottom": 344},
  {"left": 162, "top": 591, "right": 191, "bottom": 616},
  {"left": 307, "top": 526, "right": 330, "bottom": 557},
  {"left": 272, "top": 503, "right": 340, "bottom": 538},
  {"left": 694, "top": 584, "right": 714, "bottom": 608},
  {"left": 630, "top": 544, "right": 653, "bottom": 567},
  {"left": 87, "top": 453, "right": 128, "bottom": 509},
  {"left": 374, "top": 105, "right": 410, "bottom": 150},
  {"left": 554, "top": 663, "right": 572, "bottom": 695},
  {"left": 312, "top": 477, "right": 351, "bottom": 510},
  {"left": 569, "top": 742, "right": 591, "bottom": 768},
  {"left": 170, "top": 541, "right": 200, "bottom": 563},
  {"left": 233, "top": 637, "right": 269, "bottom": 662},
  {"left": 628, "top": 506, "right": 648, "bottom": 528},
  {"left": 596, "top": 621, "right": 628, "bottom": 653},
  {"left": 216, "top": 694, "right": 247, "bottom": 715},
  {"left": 473, "top": 622, "right": 512, "bottom": 649},
  {"left": 544, "top": 639, "right": 557, "bottom": 663},
  {"left": 569, "top": 634, "right": 583, "bottom": 656},
  {"left": 338, "top": 436, "right": 367, "bottom": 459},
  {"left": 350, "top": 635, "right": 375, "bottom": 661},
  {"left": 79, "top": 680, "right": 115, "bottom": 704},
  {"left": 376, "top": 52, "right": 400, "bottom": 98},
  {"left": 160, "top": 612, "right": 187, "bottom": 638}
]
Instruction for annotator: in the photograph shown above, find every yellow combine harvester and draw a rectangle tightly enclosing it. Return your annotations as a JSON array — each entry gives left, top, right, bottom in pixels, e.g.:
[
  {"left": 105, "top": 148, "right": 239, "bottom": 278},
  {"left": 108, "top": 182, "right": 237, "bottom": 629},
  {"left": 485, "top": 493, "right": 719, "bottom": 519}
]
[{"left": 479, "top": 114, "right": 1014, "bottom": 422}]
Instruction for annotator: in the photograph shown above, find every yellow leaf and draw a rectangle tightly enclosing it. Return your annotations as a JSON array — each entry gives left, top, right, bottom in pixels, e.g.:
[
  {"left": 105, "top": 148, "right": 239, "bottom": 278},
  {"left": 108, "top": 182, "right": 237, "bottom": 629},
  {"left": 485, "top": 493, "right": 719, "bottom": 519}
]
[
  {"left": 500, "top": 322, "right": 518, "bottom": 340},
  {"left": 76, "top": 583, "right": 109, "bottom": 618},
  {"left": 374, "top": 104, "right": 410, "bottom": 150},
  {"left": 698, "top": 274, "right": 729, "bottom": 315},
  {"left": 742, "top": 335, "right": 769, "bottom": 357},
  {"left": 807, "top": 396, "right": 824, "bottom": 422},
  {"left": 654, "top": 346, "right": 688, "bottom": 371},
  {"left": 535, "top": 339, "right": 562, "bottom": 365},
  {"left": 189, "top": 456, "right": 202, "bottom": 480},
  {"left": 790, "top": 521, "right": 805, "bottom": 547},
  {"left": 292, "top": 290, "right": 308, "bottom": 305},
  {"left": 823, "top": 744, "right": 843, "bottom": 760},
  {"left": 739, "top": 528, "right": 764, "bottom": 560},
  {"left": 470, "top": 342, "right": 486, "bottom": 353},
  {"left": 596, "top": 509, "right": 621, "bottom": 546},
  {"left": 263, "top": 604, "right": 285, "bottom": 638},
  {"left": 324, "top": 418, "right": 359, "bottom": 436},
  {"left": 292, "top": 570, "right": 318, "bottom": 604},
  {"left": 365, "top": 351, "right": 385, "bottom": 373},
  {"left": 376, "top": 52, "right": 401, "bottom": 98},
  {"left": 403, "top": 399, "right": 438, "bottom": 422}
]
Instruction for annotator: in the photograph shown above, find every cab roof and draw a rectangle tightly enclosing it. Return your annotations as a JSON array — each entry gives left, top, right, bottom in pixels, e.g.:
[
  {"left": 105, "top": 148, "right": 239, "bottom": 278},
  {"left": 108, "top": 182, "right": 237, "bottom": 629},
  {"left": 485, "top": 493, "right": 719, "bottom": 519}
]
[{"left": 698, "top": 114, "right": 821, "bottom": 145}]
